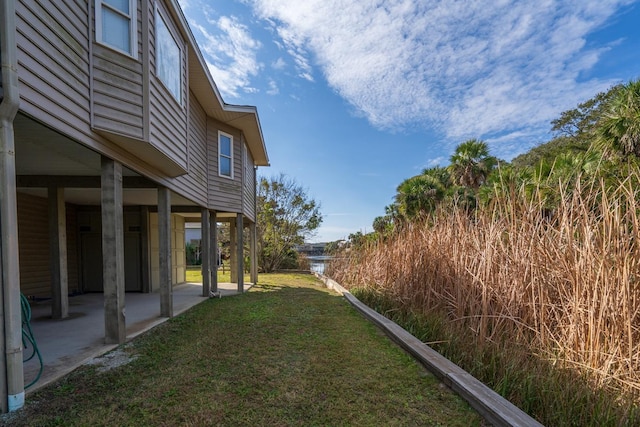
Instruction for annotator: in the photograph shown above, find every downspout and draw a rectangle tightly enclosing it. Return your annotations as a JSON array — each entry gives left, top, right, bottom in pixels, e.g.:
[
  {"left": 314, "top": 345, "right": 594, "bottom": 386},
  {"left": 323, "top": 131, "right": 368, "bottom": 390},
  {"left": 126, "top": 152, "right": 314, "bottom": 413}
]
[{"left": 0, "top": 0, "right": 25, "bottom": 413}]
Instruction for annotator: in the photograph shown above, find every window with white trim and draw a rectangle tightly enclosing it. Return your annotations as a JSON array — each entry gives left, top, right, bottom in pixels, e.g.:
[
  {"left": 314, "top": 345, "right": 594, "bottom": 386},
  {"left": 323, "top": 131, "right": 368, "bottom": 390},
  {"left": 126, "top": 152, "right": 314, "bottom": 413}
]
[
  {"left": 95, "top": 0, "right": 137, "bottom": 56},
  {"left": 219, "top": 132, "right": 233, "bottom": 179},
  {"left": 155, "top": 7, "right": 182, "bottom": 103}
]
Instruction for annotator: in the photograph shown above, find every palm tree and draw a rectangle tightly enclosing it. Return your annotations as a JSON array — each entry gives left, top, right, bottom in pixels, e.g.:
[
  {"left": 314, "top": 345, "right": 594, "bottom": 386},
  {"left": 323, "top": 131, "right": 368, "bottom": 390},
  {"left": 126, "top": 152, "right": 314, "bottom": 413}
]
[
  {"left": 448, "top": 139, "right": 497, "bottom": 189},
  {"left": 395, "top": 174, "right": 444, "bottom": 220},
  {"left": 597, "top": 79, "right": 640, "bottom": 159},
  {"left": 372, "top": 215, "right": 391, "bottom": 235},
  {"left": 421, "top": 165, "right": 452, "bottom": 187}
]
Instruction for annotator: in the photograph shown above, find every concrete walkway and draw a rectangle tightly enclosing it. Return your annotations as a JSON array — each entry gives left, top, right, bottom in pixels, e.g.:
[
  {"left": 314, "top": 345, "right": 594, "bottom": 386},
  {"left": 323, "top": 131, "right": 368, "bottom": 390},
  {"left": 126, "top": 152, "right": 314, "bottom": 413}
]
[{"left": 23, "top": 282, "right": 252, "bottom": 393}]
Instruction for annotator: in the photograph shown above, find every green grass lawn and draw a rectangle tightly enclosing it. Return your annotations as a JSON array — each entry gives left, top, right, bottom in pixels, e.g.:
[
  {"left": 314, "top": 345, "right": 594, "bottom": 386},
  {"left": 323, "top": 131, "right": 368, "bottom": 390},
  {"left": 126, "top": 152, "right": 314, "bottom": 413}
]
[
  {"left": 186, "top": 265, "right": 250, "bottom": 284},
  {"left": 7, "top": 273, "right": 483, "bottom": 426}
]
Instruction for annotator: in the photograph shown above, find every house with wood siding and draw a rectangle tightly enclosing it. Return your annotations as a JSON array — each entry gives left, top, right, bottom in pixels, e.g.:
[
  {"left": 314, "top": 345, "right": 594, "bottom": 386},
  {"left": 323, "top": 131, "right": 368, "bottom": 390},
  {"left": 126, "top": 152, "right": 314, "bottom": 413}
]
[{"left": 0, "top": 0, "right": 269, "bottom": 412}]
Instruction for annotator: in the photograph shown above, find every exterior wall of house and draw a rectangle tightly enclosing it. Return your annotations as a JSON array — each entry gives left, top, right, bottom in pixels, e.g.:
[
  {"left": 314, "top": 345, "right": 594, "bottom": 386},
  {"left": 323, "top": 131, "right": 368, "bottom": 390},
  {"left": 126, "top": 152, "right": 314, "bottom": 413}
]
[
  {"left": 208, "top": 119, "right": 244, "bottom": 213},
  {"left": 90, "top": 44, "right": 145, "bottom": 140},
  {"left": 148, "top": 0, "right": 189, "bottom": 172},
  {"left": 149, "top": 213, "right": 186, "bottom": 291},
  {"left": 16, "top": 193, "right": 79, "bottom": 299},
  {"left": 173, "top": 90, "right": 208, "bottom": 206},
  {"left": 242, "top": 144, "right": 256, "bottom": 221},
  {"left": 15, "top": 0, "right": 92, "bottom": 148},
  {"left": 90, "top": 0, "right": 145, "bottom": 140}
]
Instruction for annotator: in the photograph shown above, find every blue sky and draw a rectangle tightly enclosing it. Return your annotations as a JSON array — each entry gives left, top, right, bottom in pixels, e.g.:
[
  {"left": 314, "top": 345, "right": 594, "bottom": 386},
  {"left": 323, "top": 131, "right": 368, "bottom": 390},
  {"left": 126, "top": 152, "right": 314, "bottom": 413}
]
[{"left": 178, "top": 0, "right": 640, "bottom": 243}]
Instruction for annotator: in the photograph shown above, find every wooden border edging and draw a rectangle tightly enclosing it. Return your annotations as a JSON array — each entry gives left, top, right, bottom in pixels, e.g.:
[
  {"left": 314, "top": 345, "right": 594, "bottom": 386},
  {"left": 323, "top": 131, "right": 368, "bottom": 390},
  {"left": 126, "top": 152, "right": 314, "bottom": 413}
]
[{"left": 314, "top": 274, "right": 544, "bottom": 427}]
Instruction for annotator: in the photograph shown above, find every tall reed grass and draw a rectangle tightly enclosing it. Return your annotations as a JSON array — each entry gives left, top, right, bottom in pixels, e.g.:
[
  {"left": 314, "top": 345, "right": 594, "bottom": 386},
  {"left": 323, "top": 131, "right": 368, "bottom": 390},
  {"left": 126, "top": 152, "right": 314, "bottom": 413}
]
[{"left": 328, "top": 173, "right": 640, "bottom": 425}]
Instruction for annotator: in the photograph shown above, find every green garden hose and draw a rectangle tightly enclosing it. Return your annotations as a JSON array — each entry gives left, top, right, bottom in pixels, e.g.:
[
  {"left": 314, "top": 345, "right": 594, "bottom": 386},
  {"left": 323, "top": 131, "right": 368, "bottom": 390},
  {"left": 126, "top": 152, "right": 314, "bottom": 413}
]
[{"left": 21, "top": 293, "right": 43, "bottom": 389}]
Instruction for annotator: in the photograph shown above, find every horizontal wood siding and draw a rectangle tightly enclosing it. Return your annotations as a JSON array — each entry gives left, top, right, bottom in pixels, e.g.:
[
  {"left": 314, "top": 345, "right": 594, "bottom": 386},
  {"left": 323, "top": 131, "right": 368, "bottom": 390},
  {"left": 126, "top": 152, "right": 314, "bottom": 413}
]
[
  {"left": 148, "top": 0, "right": 188, "bottom": 170},
  {"left": 16, "top": 0, "right": 91, "bottom": 131},
  {"left": 91, "top": 45, "right": 145, "bottom": 139},
  {"left": 17, "top": 193, "right": 79, "bottom": 298},
  {"left": 17, "top": 193, "right": 50, "bottom": 298},
  {"left": 208, "top": 119, "right": 243, "bottom": 212},
  {"left": 243, "top": 144, "right": 256, "bottom": 221},
  {"left": 90, "top": 0, "right": 145, "bottom": 140},
  {"left": 172, "top": 91, "right": 208, "bottom": 205}
]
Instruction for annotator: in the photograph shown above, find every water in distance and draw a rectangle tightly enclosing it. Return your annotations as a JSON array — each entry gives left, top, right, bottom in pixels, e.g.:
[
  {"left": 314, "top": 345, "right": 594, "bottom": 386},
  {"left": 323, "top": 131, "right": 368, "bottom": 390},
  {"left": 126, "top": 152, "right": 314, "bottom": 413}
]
[{"left": 307, "top": 255, "right": 332, "bottom": 275}]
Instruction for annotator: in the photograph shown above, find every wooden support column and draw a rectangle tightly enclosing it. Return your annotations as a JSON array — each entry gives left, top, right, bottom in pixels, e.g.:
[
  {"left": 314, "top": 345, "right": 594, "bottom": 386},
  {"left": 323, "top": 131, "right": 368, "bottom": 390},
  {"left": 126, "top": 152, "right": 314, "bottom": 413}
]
[
  {"left": 211, "top": 211, "right": 218, "bottom": 294},
  {"left": 201, "top": 208, "right": 211, "bottom": 297},
  {"left": 230, "top": 219, "right": 237, "bottom": 284},
  {"left": 48, "top": 186, "right": 68, "bottom": 319},
  {"left": 101, "top": 157, "right": 126, "bottom": 344},
  {"left": 236, "top": 214, "right": 244, "bottom": 293},
  {"left": 250, "top": 222, "right": 258, "bottom": 284},
  {"left": 140, "top": 206, "right": 151, "bottom": 293},
  {"left": 158, "top": 186, "right": 172, "bottom": 317}
]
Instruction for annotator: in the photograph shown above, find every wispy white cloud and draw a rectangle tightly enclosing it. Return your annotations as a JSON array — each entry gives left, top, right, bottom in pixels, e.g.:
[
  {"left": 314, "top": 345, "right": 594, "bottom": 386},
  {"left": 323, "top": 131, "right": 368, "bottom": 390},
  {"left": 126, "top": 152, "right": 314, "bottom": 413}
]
[
  {"left": 249, "top": 0, "right": 634, "bottom": 158},
  {"left": 266, "top": 79, "right": 279, "bottom": 95},
  {"left": 424, "top": 157, "right": 447, "bottom": 169},
  {"left": 271, "top": 57, "right": 286, "bottom": 70},
  {"left": 188, "top": 10, "right": 262, "bottom": 98}
]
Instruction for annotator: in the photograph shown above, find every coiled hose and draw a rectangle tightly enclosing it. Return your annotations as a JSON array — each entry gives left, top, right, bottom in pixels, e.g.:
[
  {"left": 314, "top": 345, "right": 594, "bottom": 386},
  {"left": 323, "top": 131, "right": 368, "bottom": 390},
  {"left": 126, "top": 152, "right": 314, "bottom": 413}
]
[{"left": 21, "top": 293, "right": 43, "bottom": 389}]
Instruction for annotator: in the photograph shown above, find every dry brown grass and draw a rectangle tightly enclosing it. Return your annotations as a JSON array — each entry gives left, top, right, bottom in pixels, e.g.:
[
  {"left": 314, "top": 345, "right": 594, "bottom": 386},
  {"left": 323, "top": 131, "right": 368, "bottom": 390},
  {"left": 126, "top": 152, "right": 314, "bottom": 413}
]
[{"left": 328, "top": 174, "right": 640, "bottom": 423}]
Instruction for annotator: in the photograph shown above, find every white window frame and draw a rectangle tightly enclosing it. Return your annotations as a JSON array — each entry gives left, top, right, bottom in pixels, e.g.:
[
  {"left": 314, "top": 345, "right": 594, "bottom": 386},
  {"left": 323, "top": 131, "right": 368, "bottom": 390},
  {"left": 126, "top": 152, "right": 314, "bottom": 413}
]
[
  {"left": 95, "top": 0, "right": 137, "bottom": 57},
  {"left": 218, "top": 131, "right": 234, "bottom": 179},
  {"left": 155, "top": 5, "right": 183, "bottom": 104}
]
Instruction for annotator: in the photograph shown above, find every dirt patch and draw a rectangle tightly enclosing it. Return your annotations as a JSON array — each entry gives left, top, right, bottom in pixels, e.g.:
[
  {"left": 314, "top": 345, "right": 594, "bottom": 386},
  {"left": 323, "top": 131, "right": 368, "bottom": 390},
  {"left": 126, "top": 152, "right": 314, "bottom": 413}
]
[{"left": 85, "top": 346, "right": 138, "bottom": 373}]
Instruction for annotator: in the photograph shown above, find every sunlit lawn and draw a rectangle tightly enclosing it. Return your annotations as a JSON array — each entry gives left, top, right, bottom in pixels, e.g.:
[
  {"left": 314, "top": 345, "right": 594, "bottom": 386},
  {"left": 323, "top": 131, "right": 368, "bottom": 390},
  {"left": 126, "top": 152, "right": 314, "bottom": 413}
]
[{"left": 186, "top": 265, "right": 250, "bottom": 284}]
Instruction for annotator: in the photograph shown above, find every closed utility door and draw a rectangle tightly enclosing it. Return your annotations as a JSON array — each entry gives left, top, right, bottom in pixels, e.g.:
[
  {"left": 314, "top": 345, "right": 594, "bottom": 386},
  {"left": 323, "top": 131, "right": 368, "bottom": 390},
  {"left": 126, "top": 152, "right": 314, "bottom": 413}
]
[{"left": 80, "top": 232, "right": 142, "bottom": 292}]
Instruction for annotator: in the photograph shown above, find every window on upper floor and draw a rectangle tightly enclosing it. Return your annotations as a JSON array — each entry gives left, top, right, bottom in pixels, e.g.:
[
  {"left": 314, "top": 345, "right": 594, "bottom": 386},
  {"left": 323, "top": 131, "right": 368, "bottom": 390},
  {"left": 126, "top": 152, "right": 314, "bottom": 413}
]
[
  {"left": 95, "top": 0, "right": 137, "bottom": 56},
  {"left": 219, "top": 132, "right": 233, "bottom": 179},
  {"left": 155, "top": 7, "right": 182, "bottom": 103}
]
